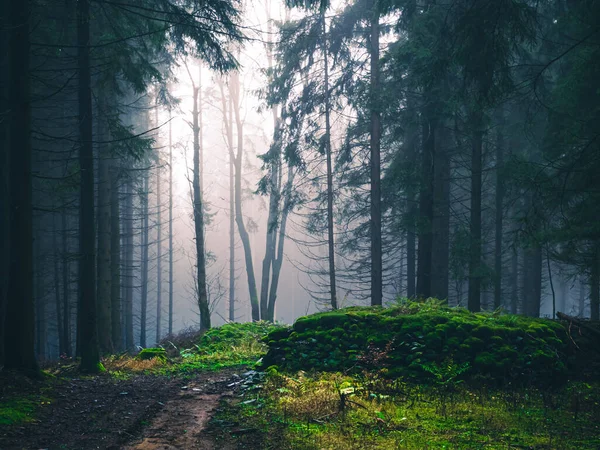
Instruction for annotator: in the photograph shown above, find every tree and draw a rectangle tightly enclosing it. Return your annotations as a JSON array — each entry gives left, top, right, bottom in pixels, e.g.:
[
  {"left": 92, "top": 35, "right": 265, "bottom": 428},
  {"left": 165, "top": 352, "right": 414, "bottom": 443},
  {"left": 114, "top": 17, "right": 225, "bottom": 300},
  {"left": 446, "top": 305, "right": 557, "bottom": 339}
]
[{"left": 4, "top": 0, "right": 38, "bottom": 373}]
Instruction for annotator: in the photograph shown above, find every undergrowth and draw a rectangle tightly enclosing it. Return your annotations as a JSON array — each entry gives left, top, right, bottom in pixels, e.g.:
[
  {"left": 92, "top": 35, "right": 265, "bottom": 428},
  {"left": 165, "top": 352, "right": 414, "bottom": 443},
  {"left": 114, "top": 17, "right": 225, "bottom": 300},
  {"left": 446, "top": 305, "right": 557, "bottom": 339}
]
[
  {"left": 103, "top": 321, "right": 283, "bottom": 378},
  {"left": 213, "top": 369, "right": 600, "bottom": 449}
]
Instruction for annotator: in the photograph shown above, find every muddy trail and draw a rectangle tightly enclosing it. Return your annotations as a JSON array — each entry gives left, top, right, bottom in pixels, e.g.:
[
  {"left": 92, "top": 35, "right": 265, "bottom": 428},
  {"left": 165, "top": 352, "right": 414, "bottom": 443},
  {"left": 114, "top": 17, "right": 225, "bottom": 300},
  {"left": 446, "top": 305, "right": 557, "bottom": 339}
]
[{"left": 0, "top": 369, "right": 245, "bottom": 450}]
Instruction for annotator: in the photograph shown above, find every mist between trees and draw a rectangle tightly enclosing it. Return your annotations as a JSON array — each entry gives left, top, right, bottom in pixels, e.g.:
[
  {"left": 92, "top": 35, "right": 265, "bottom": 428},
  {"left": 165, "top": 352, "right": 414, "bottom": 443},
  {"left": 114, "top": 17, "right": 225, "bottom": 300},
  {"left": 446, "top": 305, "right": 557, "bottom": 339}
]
[{"left": 0, "top": 0, "right": 598, "bottom": 373}]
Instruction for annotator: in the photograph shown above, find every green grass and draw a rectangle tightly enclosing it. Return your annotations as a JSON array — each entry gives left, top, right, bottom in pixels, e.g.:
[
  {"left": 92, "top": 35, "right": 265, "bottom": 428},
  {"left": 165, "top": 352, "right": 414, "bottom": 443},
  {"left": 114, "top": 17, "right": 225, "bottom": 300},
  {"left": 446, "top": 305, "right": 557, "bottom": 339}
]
[
  {"left": 104, "top": 321, "right": 284, "bottom": 378},
  {"left": 213, "top": 370, "right": 600, "bottom": 449},
  {"left": 0, "top": 394, "right": 53, "bottom": 426}
]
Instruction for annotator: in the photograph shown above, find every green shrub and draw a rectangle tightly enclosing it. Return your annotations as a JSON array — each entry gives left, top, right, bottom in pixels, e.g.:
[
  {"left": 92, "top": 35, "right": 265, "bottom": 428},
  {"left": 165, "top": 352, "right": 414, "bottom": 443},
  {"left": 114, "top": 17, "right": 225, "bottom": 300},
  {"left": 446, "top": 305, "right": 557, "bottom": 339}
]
[{"left": 260, "top": 301, "right": 572, "bottom": 388}]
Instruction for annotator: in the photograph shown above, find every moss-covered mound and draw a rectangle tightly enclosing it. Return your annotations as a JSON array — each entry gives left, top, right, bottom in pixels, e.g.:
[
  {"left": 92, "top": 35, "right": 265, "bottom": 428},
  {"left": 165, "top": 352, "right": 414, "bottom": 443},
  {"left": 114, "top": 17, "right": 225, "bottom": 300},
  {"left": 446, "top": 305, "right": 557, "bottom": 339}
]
[
  {"left": 137, "top": 348, "right": 167, "bottom": 361},
  {"left": 261, "top": 301, "right": 572, "bottom": 387}
]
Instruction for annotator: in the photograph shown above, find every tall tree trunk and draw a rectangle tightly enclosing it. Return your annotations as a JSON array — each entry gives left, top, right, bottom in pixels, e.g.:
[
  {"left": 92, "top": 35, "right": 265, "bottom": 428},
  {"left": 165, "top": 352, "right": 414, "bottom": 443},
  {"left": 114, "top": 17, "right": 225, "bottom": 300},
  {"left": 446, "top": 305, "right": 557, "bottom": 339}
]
[
  {"left": 124, "top": 175, "right": 134, "bottom": 349},
  {"left": 579, "top": 276, "right": 586, "bottom": 318},
  {"left": 4, "top": 0, "right": 38, "bottom": 373},
  {"left": 267, "top": 167, "right": 296, "bottom": 321},
  {"left": 416, "top": 104, "right": 435, "bottom": 299},
  {"left": 369, "top": 2, "right": 382, "bottom": 306},
  {"left": 96, "top": 93, "right": 113, "bottom": 354},
  {"left": 155, "top": 102, "right": 162, "bottom": 341},
  {"left": 110, "top": 165, "right": 122, "bottom": 351},
  {"left": 76, "top": 0, "right": 101, "bottom": 372},
  {"left": 525, "top": 245, "right": 542, "bottom": 317},
  {"left": 61, "top": 208, "right": 71, "bottom": 357},
  {"left": 53, "top": 213, "right": 65, "bottom": 356},
  {"left": 468, "top": 117, "right": 483, "bottom": 312},
  {"left": 430, "top": 125, "right": 450, "bottom": 301},
  {"left": 192, "top": 75, "right": 210, "bottom": 330},
  {"left": 229, "top": 116, "right": 235, "bottom": 322},
  {"left": 230, "top": 72, "right": 260, "bottom": 321},
  {"left": 140, "top": 170, "right": 149, "bottom": 347},
  {"left": 591, "top": 245, "right": 600, "bottom": 321},
  {"left": 510, "top": 246, "right": 518, "bottom": 314},
  {"left": 405, "top": 101, "right": 418, "bottom": 299},
  {"left": 322, "top": 11, "right": 338, "bottom": 310},
  {"left": 168, "top": 109, "right": 174, "bottom": 334},
  {"left": 0, "top": 0, "right": 9, "bottom": 369},
  {"left": 494, "top": 110, "right": 505, "bottom": 309},
  {"left": 35, "top": 239, "right": 46, "bottom": 360}
]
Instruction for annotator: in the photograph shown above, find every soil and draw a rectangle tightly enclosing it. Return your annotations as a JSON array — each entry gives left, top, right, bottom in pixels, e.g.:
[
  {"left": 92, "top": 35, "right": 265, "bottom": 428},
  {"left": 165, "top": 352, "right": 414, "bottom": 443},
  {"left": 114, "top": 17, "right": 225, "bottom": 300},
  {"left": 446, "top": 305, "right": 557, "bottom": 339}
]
[{"left": 0, "top": 369, "right": 240, "bottom": 450}]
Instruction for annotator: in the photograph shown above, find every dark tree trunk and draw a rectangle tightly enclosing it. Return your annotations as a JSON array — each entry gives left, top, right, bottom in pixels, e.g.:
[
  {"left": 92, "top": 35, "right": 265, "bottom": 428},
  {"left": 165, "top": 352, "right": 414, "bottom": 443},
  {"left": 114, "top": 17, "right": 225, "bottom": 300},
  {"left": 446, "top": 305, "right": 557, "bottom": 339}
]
[
  {"left": 96, "top": 93, "right": 113, "bottom": 354},
  {"left": 61, "top": 208, "right": 71, "bottom": 357},
  {"left": 430, "top": 125, "right": 450, "bottom": 301},
  {"left": 155, "top": 103, "right": 163, "bottom": 341},
  {"left": 35, "top": 240, "right": 46, "bottom": 360},
  {"left": 124, "top": 175, "right": 134, "bottom": 349},
  {"left": 494, "top": 110, "right": 505, "bottom": 309},
  {"left": 76, "top": 0, "right": 101, "bottom": 372},
  {"left": 229, "top": 113, "right": 235, "bottom": 322},
  {"left": 579, "top": 277, "right": 586, "bottom": 318},
  {"left": 0, "top": 0, "right": 9, "bottom": 369},
  {"left": 510, "top": 246, "right": 518, "bottom": 315},
  {"left": 468, "top": 121, "right": 483, "bottom": 312},
  {"left": 140, "top": 170, "right": 149, "bottom": 347},
  {"left": 323, "top": 11, "right": 338, "bottom": 310},
  {"left": 4, "top": 0, "right": 38, "bottom": 373},
  {"left": 192, "top": 79, "right": 210, "bottom": 330},
  {"left": 110, "top": 165, "right": 122, "bottom": 351},
  {"left": 591, "top": 246, "right": 600, "bottom": 321},
  {"left": 230, "top": 73, "right": 259, "bottom": 321},
  {"left": 267, "top": 167, "right": 296, "bottom": 321},
  {"left": 53, "top": 213, "right": 65, "bottom": 356},
  {"left": 168, "top": 109, "right": 174, "bottom": 334},
  {"left": 369, "top": 3, "right": 382, "bottom": 306},
  {"left": 416, "top": 104, "right": 435, "bottom": 299}
]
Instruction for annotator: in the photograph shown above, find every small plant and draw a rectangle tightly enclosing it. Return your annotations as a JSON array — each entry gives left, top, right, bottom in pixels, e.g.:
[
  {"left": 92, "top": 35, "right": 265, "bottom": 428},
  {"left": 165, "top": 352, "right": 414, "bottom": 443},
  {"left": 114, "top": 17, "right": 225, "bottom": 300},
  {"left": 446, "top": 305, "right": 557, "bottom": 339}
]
[
  {"left": 137, "top": 348, "right": 167, "bottom": 361},
  {"left": 421, "top": 359, "right": 470, "bottom": 417}
]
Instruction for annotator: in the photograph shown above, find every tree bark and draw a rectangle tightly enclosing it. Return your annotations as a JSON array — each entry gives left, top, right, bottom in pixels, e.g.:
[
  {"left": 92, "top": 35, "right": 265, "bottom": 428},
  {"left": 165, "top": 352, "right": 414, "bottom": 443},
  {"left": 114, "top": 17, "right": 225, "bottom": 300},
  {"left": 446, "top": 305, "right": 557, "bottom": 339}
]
[
  {"left": 53, "top": 213, "right": 65, "bottom": 356},
  {"left": 494, "top": 110, "right": 505, "bottom": 309},
  {"left": 267, "top": 167, "right": 296, "bottom": 321},
  {"left": 228, "top": 104, "right": 235, "bottom": 322},
  {"left": 124, "top": 174, "right": 135, "bottom": 349},
  {"left": 323, "top": 11, "right": 338, "bottom": 310},
  {"left": 416, "top": 104, "right": 435, "bottom": 299},
  {"left": 230, "top": 72, "right": 260, "bottom": 321},
  {"left": 76, "top": 0, "right": 101, "bottom": 372},
  {"left": 369, "top": 2, "right": 382, "bottom": 306},
  {"left": 192, "top": 74, "right": 210, "bottom": 330},
  {"left": 35, "top": 239, "right": 46, "bottom": 359},
  {"left": 510, "top": 246, "right": 518, "bottom": 314},
  {"left": 140, "top": 169, "right": 149, "bottom": 347},
  {"left": 591, "top": 245, "right": 600, "bottom": 321},
  {"left": 468, "top": 118, "right": 483, "bottom": 312},
  {"left": 155, "top": 101, "right": 163, "bottom": 341},
  {"left": 430, "top": 124, "right": 450, "bottom": 301},
  {"left": 168, "top": 108, "right": 174, "bottom": 334},
  {"left": 4, "top": 0, "right": 38, "bottom": 373},
  {"left": 0, "top": 0, "right": 9, "bottom": 369},
  {"left": 96, "top": 93, "right": 113, "bottom": 354},
  {"left": 61, "top": 208, "right": 71, "bottom": 357},
  {"left": 110, "top": 165, "right": 122, "bottom": 351},
  {"left": 579, "top": 276, "right": 586, "bottom": 318}
]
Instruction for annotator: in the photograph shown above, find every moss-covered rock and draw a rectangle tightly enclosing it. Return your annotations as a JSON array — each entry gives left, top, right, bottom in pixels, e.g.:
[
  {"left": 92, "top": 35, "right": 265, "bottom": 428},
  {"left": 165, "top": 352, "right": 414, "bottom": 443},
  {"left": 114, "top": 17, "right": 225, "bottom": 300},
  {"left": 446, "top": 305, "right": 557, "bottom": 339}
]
[
  {"left": 137, "top": 348, "right": 167, "bottom": 361},
  {"left": 260, "top": 301, "right": 573, "bottom": 387}
]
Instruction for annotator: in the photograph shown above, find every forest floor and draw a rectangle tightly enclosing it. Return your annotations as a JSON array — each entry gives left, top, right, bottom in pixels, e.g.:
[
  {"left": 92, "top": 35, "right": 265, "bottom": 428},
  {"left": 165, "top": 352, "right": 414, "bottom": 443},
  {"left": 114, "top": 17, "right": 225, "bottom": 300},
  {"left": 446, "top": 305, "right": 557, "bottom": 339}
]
[
  {"left": 1, "top": 311, "right": 600, "bottom": 449},
  {"left": 0, "top": 367, "right": 246, "bottom": 449}
]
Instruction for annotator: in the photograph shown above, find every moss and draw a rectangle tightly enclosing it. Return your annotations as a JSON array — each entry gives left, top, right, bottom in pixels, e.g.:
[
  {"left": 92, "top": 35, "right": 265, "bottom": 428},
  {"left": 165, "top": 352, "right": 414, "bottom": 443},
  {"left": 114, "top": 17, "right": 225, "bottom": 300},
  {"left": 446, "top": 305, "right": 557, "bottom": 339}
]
[
  {"left": 260, "top": 301, "right": 575, "bottom": 388},
  {"left": 137, "top": 348, "right": 167, "bottom": 361}
]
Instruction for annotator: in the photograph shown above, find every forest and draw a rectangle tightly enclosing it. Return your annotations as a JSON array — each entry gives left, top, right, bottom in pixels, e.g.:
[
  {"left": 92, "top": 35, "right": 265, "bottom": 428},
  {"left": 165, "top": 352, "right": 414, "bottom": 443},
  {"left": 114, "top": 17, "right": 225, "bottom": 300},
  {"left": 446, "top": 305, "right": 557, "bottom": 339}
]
[{"left": 0, "top": 0, "right": 599, "bottom": 448}]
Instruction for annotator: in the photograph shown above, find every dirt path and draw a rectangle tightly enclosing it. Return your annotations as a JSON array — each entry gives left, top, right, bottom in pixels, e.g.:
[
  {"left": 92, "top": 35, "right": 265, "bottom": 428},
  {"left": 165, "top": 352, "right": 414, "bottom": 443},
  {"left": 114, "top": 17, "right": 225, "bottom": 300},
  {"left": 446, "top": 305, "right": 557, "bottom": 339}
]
[
  {"left": 122, "top": 374, "right": 234, "bottom": 450},
  {"left": 0, "top": 369, "right": 238, "bottom": 450}
]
